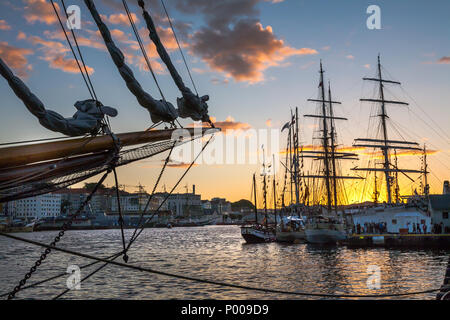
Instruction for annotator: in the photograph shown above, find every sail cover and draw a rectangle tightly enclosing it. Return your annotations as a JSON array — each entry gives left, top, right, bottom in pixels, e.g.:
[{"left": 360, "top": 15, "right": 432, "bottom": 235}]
[
  {"left": 84, "top": 0, "right": 177, "bottom": 124},
  {"left": 138, "top": 1, "right": 211, "bottom": 123},
  {"left": 0, "top": 57, "right": 117, "bottom": 137}
]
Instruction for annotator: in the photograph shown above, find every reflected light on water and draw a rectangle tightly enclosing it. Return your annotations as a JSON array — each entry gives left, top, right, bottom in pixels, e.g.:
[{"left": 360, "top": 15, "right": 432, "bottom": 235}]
[{"left": 0, "top": 226, "right": 448, "bottom": 300}]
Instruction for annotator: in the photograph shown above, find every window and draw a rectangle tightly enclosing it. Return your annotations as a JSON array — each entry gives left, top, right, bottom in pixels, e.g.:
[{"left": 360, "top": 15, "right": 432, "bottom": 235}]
[
  {"left": 392, "top": 219, "right": 397, "bottom": 224},
  {"left": 443, "top": 212, "right": 449, "bottom": 219}
]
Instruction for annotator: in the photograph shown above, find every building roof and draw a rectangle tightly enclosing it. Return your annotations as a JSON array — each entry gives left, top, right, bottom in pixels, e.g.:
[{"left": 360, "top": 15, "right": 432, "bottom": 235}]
[{"left": 429, "top": 195, "right": 450, "bottom": 211}]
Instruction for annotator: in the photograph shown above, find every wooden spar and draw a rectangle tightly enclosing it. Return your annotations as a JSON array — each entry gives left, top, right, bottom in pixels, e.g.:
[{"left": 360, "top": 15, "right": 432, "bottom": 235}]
[
  {"left": 0, "top": 127, "right": 215, "bottom": 169},
  {"left": 0, "top": 151, "right": 111, "bottom": 184}
]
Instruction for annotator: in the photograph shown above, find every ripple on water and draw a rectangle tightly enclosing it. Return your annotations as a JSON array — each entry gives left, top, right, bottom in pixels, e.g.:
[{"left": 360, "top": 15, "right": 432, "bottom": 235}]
[{"left": 0, "top": 226, "right": 448, "bottom": 300}]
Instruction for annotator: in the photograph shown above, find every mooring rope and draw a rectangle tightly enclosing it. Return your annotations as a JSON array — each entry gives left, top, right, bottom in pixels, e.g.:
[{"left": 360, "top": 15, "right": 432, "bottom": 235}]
[{"left": 0, "top": 232, "right": 442, "bottom": 299}]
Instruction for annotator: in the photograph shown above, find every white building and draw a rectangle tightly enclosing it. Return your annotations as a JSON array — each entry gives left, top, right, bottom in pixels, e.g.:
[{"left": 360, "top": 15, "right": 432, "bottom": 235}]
[
  {"left": 351, "top": 205, "right": 431, "bottom": 234},
  {"left": 110, "top": 193, "right": 168, "bottom": 214},
  {"left": 6, "top": 193, "right": 61, "bottom": 219},
  {"left": 155, "top": 192, "right": 202, "bottom": 217}
]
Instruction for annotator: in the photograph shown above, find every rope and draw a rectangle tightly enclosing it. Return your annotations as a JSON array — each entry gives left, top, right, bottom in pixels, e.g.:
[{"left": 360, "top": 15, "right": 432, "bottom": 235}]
[
  {"left": 122, "top": 0, "right": 166, "bottom": 102},
  {"left": 51, "top": 0, "right": 112, "bottom": 133},
  {"left": 60, "top": 0, "right": 98, "bottom": 101},
  {"left": 5, "top": 168, "right": 112, "bottom": 299},
  {"left": 159, "top": 0, "right": 198, "bottom": 96},
  {"left": 0, "top": 251, "right": 122, "bottom": 298},
  {"left": 112, "top": 167, "right": 129, "bottom": 263},
  {"left": 0, "top": 232, "right": 442, "bottom": 299},
  {"left": 49, "top": 0, "right": 94, "bottom": 100},
  {"left": 52, "top": 134, "right": 213, "bottom": 299},
  {"left": 0, "top": 135, "right": 84, "bottom": 146},
  {"left": 52, "top": 252, "right": 124, "bottom": 300},
  {"left": 126, "top": 141, "right": 176, "bottom": 246},
  {"left": 127, "top": 134, "right": 214, "bottom": 246}
]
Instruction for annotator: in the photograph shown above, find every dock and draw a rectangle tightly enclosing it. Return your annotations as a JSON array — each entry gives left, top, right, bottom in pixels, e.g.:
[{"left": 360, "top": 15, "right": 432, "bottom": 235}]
[
  {"left": 436, "top": 256, "right": 450, "bottom": 300},
  {"left": 341, "top": 233, "right": 450, "bottom": 248}
]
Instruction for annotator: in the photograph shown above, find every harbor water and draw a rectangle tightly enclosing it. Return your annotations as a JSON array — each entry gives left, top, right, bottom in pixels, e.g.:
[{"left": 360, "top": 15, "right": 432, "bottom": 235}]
[{"left": 0, "top": 225, "right": 448, "bottom": 300}]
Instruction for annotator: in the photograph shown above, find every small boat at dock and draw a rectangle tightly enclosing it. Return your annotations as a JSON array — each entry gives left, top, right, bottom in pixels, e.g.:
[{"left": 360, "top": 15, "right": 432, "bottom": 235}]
[{"left": 276, "top": 215, "right": 306, "bottom": 243}]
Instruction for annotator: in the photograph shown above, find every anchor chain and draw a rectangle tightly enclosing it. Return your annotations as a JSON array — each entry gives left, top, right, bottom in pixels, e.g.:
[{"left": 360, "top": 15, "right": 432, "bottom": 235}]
[{"left": 7, "top": 166, "right": 113, "bottom": 299}]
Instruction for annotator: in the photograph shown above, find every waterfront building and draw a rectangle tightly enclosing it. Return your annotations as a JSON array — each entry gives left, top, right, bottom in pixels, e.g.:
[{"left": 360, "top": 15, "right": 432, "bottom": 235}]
[
  {"left": 5, "top": 193, "right": 61, "bottom": 219},
  {"left": 56, "top": 188, "right": 112, "bottom": 216},
  {"left": 210, "top": 198, "right": 232, "bottom": 215},
  {"left": 154, "top": 192, "right": 203, "bottom": 217},
  {"left": 429, "top": 194, "right": 450, "bottom": 233}
]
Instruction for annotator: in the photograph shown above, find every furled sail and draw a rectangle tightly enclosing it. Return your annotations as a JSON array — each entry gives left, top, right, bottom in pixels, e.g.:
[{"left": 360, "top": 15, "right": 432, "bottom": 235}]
[
  {"left": 138, "top": 0, "right": 211, "bottom": 123},
  {"left": 83, "top": 0, "right": 178, "bottom": 124},
  {"left": 0, "top": 57, "right": 117, "bottom": 137}
]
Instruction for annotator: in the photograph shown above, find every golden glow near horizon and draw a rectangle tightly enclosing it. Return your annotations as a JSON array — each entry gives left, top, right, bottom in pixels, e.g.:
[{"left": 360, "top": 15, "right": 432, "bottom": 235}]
[{"left": 3, "top": 1, "right": 448, "bottom": 207}]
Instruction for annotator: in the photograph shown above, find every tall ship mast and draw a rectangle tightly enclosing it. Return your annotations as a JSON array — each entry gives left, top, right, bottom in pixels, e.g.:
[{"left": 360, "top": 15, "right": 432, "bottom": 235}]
[
  {"left": 301, "top": 62, "right": 360, "bottom": 213},
  {"left": 300, "top": 62, "right": 361, "bottom": 244},
  {"left": 240, "top": 147, "right": 276, "bottom": 243},
  {"left": 351, "top": 55, "right": 426, "bottom": 204}
]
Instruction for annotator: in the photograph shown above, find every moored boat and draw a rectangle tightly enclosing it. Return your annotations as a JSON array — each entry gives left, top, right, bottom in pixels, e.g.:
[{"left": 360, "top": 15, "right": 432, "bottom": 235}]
[
  {"left": 0, "top": 220, "right": 35, "bottom": 233},
  {"left": 276, "top": 215, "right": 306, "bottom": 243},
  {"left": 304, "top": 215, "right": 346, "bottom": 244},
  {"left": 241, "top": 224, "right": 276, "bottom": 243}
]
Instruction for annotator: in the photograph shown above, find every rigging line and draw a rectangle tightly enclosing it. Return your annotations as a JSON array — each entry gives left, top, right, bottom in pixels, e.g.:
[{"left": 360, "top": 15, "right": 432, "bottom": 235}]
[
  {"left": 49, "top": 0, "right": 94, "bottom": 100},
  {"left": 60, "top": 0, "right": 98, "bottom": 102},
  {"left": 0, "top": 135, "right": 84, "bottom": 146},
  {"left": 53, "top": 251, "right": 124, "bottom": 300},
  {"left": 5, "top": 169, "right": 112, "bottom": 300},
  {"left": 112, "top": 167, "right": 128, "bottom": 262},
  {"left": 122, "top": 0, "right": 166, "bottom": 102},
  {"left": 382, "top": 64, "right": 450, "bottom": 142},
  {"left": 0, "top": 251, "right": 123, "bottom": 298},
  {"left": 125, "top": 142, "right": 176, "bottom": 248},
  {"left": 159, "top": 0, "right": 198, "bottom": 96},
  {"left": 0, "top": 232, "right": 442, "bottom": 299},
  {"left": 54, "top": 134, "right": 214, "bottom": 297},
  {"left": 401, "top": 88, "right": 450, "bottom": 142},
  {"left": 128, "top": 134, "right": 215, "bottom": 246}
]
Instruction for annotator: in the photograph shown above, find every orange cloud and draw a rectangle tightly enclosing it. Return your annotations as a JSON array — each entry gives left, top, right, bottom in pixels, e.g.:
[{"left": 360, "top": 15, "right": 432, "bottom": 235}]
[
  {"left": 166, "top": 159, "right": 199, "bottom": 168},
  {"left": 44, "top": 29, "right": 107, "bottom": 51},
  {"left": 45, "top": 54, "right": 94, "bottom": 75},
  {"left": 188, "top": 116, "right": 252, "bottom": 133},
  {"left": 438, "top": 56, "right": 450, "bottom": 64},
  {"left": 17, "top": 31, "right": 27, "bottom": 40},
  {"left": 100, "top": 13, "right": 140, "bottom": 26},
  {"left": 190, "top": 19, "right": 317, "bottom": 83},
  {"left": 266, "top": 119, "right": 272, "bottom": 127},
  {"left": 279, "top": 145, "right": 366, "bottom": 155},
  {"left": 0, "top": 19, "right": 11, "bottom": 30},
  {"left": 213, "top": 116, "right": 252, "bottom": 132},
  {"left": 360, "top": 148, "right": 439, "bottom": 159},
  {"left": 0, "top": 41, "right": 33, "bottom": 77},
  {"left": 24, "top": 0, "right": 60, "bottom": 25},
  {"left": 24, "top": 34, "right": 94, "bottom": 75}
]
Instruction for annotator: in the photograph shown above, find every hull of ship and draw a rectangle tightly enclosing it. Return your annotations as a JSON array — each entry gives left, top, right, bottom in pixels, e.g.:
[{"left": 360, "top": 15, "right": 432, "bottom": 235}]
[
  {"left": 276, "top": 230, "right": 306, "bottom": 243},
  {"left": 0, "top": 224, "right": 34, "bottom": 233},
  {"left": 305, "top": 228, "right": 346, "bottom": 244},
  {"left": 241, "top": 226, "right": 276, "bottom": 243}
]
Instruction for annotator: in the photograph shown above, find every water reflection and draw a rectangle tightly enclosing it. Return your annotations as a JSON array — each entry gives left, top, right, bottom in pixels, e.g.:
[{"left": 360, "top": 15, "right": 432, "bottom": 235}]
[{"left": 0, "top": 226, "right": 448, "bottom": 300}]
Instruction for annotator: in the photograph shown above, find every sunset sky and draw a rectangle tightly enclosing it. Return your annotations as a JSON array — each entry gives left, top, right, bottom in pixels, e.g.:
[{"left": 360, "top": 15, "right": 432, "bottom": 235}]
[{"left": 0, "top": 0, "right": 449, "bottom": 204}]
